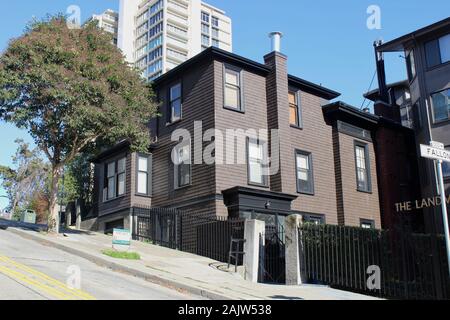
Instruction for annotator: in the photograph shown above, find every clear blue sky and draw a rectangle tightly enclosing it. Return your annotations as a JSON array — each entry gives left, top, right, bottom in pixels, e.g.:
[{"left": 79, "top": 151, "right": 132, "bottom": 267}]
[{"left": 0, "top": 0, "right": 449, "bottom": 209}]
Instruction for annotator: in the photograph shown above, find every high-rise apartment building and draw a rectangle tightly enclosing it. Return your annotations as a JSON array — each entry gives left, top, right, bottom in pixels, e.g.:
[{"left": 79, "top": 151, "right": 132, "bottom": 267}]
[
  {"left": 86, "top": 9, "right": 119, "bottom": 45},
  {"left": 118, "top": 0, "right": 232, "bottom": 81}
]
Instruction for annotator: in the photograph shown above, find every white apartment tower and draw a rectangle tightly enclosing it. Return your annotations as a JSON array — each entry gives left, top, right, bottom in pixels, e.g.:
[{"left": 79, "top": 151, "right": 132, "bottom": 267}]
[
  {"left": 118, "top": 0, "right": 232, "bottom": 81},
  {"left": 86, "top": 9, "right": 119, "bottom": 45}
]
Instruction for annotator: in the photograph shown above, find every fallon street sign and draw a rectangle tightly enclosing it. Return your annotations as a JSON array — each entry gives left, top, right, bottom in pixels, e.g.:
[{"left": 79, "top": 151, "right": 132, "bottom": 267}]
[
  {"left": 112, "top": 228, "right": 131, "bottom": 252},
  {"left": 420, "top": 141, "right": 450, "bottom": 277},
  {"left": 420, "top": 143, "right": 450, "bottom": 163}
]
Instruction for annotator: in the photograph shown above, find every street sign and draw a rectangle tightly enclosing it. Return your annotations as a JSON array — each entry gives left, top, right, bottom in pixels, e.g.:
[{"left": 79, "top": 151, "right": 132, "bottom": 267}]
[
  {"left": 112, "top": 228, "right": 131, "bottom": 251},
  {"left": 430, "top": 141, "right": 445, "bottom": 149},
  {"left": 420, "top": 144, "right": 450, "bottom": 163},
  {"left": 420, "top": 140, "right": 450, "bottom": 277}
]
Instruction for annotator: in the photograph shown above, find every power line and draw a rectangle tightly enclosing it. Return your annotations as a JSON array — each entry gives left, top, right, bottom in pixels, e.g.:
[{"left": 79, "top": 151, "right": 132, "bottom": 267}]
[{"left": 360, "top": 69, "right": 377, "bottom": 110}]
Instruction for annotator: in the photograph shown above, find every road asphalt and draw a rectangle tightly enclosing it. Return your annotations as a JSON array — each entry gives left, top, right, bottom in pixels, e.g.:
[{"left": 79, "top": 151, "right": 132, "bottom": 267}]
[{"left": 0, "top": 228, "right": 202, "bottom": 300}]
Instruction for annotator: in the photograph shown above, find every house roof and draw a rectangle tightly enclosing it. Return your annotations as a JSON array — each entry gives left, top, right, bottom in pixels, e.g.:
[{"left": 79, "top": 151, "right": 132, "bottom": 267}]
[
  {"left": 322, "top": 101, "right": 412, "bottom": 132},
  {"left": 152, "top": 46, "right": 341, "bottom": 100},
  {"left": 363, "top": 80, "right": 410, "bottom": 102},
  {"left": 377, "top": 17, "right": 450, "bottom": 52}
]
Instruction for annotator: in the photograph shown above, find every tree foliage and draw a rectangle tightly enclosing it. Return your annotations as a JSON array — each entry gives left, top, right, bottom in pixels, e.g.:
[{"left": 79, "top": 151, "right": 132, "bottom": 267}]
[
  {"left": 0, "top": 15, "right": 158, "bottom": 231},
  {"left": 0, "top": 139, "right": 49, "bottom": 218}
]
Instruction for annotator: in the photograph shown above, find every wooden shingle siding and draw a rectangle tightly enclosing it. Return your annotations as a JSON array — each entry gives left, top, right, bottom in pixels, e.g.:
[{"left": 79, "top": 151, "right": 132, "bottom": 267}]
[
  {"left": 336, "top": 131, "right": 381, "bottom": 228},
  {"left": 151, "top": 59, "right": 217, "bottom": 208},
  {"left": 92, "top": 48, "right": 382, "bottom": 229},
  {"left": 286, "top": 91, "right": 339, "bottom": 225},
  {"left": 214, "top": 59, "right": 270, "bottom": 193}
]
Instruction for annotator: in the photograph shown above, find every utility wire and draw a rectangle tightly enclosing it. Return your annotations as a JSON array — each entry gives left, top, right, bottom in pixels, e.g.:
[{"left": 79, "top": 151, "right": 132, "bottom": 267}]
[{"left": 360, "top": 69, "right": 377, "bottom": 110}]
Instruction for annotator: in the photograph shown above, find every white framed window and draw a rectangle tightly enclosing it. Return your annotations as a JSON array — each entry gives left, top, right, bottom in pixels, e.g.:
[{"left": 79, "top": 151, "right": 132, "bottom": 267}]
[
  {"left": 247, "top": 139, "right": 268, "bottom": 186},
  {"left": 224, "top": 66, "right": 242, "bottom": 111},
  {"left": 136, "top": 154, "right": 151, "bottom": 196},
  {"left": 105, "top": 157, "right": 126, "bottom": 201},
  {"left": 169, "top": 83, "right": 182, "bottom": 122},
  {"left": 355, "top": 143, "right": 371, "bottom": 192},
  {"left": 295, "top": 151, "right": 314, "bottom": 194},
  {"left": 174, "top": 141, "right": 191, "bottom": 189},
  {"left": 201, "top": 11, "right": 210, "bottom": 24},
  {"left": 360, "top": 219, "right": 375, "bottom": 229}
]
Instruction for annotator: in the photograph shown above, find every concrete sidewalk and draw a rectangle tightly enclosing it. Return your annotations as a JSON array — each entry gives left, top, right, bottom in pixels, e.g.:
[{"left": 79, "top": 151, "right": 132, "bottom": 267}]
[{"left": 1, "top": 221, "right": 378, "bottom": 300}]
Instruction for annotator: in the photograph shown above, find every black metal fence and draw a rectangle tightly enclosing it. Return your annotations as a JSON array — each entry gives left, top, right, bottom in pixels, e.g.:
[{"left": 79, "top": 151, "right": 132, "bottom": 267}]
[
  {"left": 133, "top": 206, "right": 245, "bottom": 263},
  {"left": 299, "top": 223, "right": 450, "bottom": 300},
  {"left": 259, "top": 224, "right": 286, "bottom": 284}
]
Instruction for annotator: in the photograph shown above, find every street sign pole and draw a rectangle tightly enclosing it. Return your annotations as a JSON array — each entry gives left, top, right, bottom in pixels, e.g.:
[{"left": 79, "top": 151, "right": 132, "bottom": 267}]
[
  {"left": 420, "top": 141, "right": 450, "bottom": 277},
  {"left": 436, "top": 159, "right": 450, "bottom": 277}
]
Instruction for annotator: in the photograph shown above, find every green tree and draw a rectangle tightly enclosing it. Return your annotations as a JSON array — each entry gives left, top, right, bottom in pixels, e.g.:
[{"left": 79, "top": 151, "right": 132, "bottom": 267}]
[
  {"left": 0, "top": 16, "right": 158, "bottom": 232},
  {"left": 0, "top": 139, "right": 49, "bottom": 216}
]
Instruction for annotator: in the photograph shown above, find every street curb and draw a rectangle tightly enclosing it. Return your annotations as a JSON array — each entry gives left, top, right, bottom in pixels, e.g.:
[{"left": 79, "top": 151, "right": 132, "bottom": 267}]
[{"left": 8, "top": 228, "right": 233, "bottom": 300}]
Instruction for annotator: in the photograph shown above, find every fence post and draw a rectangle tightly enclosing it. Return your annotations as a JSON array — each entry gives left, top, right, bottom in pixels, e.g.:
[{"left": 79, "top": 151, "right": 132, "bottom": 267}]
[
  {"left": 285, "top": 214, "right": 306, "bottom": 285},
  {"left": 243, "top": 219, "right": 265, "bottom": 283},
  {"left": 75, "top": 199, "right": 81, "bottom": 230}
]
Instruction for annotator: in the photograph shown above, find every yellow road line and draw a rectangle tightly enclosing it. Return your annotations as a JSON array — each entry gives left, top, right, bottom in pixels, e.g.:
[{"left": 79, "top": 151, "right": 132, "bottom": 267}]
[
  {"left": 0, "top": 264, "right": 73, "bottom": 300},
  {"left": 0, "top": 256, "right": 95, "bottom": 300}
]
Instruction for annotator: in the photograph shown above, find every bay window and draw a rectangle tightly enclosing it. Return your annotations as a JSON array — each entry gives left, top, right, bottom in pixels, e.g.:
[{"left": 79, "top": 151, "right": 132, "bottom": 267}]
[{"left": 105, "top": 157, "right": 126, "bottom": 201}]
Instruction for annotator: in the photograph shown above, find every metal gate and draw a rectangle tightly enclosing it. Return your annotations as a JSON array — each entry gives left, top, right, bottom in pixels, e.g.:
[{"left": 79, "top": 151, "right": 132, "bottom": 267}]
[{"left": 259, "top": 224, "right": 285, "bottom": 284}]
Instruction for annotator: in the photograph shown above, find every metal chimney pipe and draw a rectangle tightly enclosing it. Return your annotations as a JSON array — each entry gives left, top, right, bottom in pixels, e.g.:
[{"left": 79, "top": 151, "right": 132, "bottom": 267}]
[{"left": 269, "top": 32, "right": 283, "bottom": 52}]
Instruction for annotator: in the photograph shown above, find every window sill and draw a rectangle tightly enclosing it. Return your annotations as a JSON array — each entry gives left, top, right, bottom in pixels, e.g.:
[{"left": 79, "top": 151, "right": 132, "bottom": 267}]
[
  {"left": 223, "top": 106, "right": 245, "bottom": 114},
  {"left": 103, "top": 195, "right": 126, "bottom": 204},
  {"left": 248, "top": 182, "right": 270, "bottom": 188},
  {"left": 357, "top": 189, "right": 373, "bottom": 194},
  {"left": 166, "top": 119, "right": 182, "bottom": 127},
  {"left": 174, "top": 184, "right": 192, "bottom": 191},
  {"left": 432, "top": 118, "right": 450, "bottom": 126},
  {"left": 290, "top": 124, "right": 304, "bottom": 130},
  {"left": 427, "top": 60, "right": 450, "bottom": 72},
  {"left": 297, "top": 190, "right": 315, "bottom": 196},
  {"left": 135, "top": 193, "right": 152, "bottom": 198}
]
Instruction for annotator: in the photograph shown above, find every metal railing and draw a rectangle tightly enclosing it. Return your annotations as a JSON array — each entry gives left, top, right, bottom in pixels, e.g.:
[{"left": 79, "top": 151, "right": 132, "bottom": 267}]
[
  {"left": 299, "top": 223, "right": 450, "bottom": 300},
  {"left": 133, "top": 206, "right": 245, "bottom": 263}
]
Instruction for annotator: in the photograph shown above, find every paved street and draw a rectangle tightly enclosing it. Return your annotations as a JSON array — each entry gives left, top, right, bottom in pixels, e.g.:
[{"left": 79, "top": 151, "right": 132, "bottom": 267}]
[{"left": 0, "top": 228, "right": 200, "bottom": 300}]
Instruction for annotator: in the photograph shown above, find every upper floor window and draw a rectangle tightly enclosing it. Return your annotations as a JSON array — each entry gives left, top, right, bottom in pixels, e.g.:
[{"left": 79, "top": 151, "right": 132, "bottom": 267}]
[
  {"left": 295, "top": 150, "right": 314, "bottom": 194},
  {"left": 136, "top": 154, "right": 152, "bottom": 196},
  {"left": 174, "top": 141, "right": 191, "bottom": 189},
  {"left": 169, "top": 83, "right": 182, "bottom": 123},
  {"left": 201, "top": 34, "right": 210, "bottom": 46},
  {"left": 201, "top": 23, "right": 210, "bottom": 35},
  {"left": 105, "top": 157, "right": 126, "bottom": 201},
  {"left": 224, "top": 66, "right": 242, "bottom": 111},
  {"left": 425, "top": 34, "right": 450, "bottom": 68},
  {"left": 431, "top": 88, "right": 450, "bottom": 123},
  {"left": 405, "top": 49, "right": 416, "bottom": 80},
  {"left": 289, "top": 91, "right": 303, "bottom": 128},
  {"left": 354, "top": 142, "right": 371, "bottom": 193},
  {"left": 360, "top": 219, "right": 375, "bottom": 229},
  {"left": 212, "top": 16, "right": 219, "bottom": 27},
  {"left": 201, "top": 12, "right": 210, "bottom": 24},
  {"left": 247, "top": 138, "right": 268, "bottom": 186}
]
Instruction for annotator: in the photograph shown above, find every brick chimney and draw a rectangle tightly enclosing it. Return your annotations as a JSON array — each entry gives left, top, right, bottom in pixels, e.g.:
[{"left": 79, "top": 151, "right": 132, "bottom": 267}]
[{"left": 264, "top": 32, "right": 291, "bottom": 193}]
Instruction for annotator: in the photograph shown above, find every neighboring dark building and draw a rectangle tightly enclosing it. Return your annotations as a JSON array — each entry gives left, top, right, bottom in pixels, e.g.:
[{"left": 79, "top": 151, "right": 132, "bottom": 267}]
[
  {"left": 88, "top": 43, "right": 410, "bottom": 233},
  {"left": 368, "top": 17, "right": 450, "bottom": 233}
]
